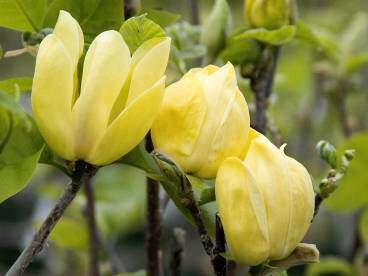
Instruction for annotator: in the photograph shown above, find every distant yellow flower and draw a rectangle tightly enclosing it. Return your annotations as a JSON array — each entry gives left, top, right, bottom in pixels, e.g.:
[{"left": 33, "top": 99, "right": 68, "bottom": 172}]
[
  {"left": 151, "top": 63, "right": 250, "bottom": 179},
  {"left": 216, "top": 129, "right": 315, "bottom": 265},
  {"left": 32, "top": 11, "right": 170, "bottom": 165},
  {"left": 245, "top": 0, "right": 291, "bottom": 29}
]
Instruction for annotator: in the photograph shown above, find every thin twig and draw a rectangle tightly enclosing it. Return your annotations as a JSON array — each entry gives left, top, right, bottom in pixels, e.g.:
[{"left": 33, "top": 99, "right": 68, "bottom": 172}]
[
  {"left": 6, "top": 161, "right": 97, "bottom": 276},
  {"left": 214, "top": 214, "right": 226, "bottom": 275},
  {"left": 188, "top": 0, "right": 200, "bottom": 25},
  {"left": 84, "top": 178, "right": 101, "bottom": 276},
  {"left": 170, "top": 227, "right": 186, "bottom": 276},
  {"left": 146, "top": 134, "right": 161, "bottom": 276},
  {"left": 249, "top": 46, "right": 280, "bottom": 134},
  {"left": 335, "top": 81, "right": 352, "bottom": 138},
  {"left": 180, "top": 176, "right": 226, "bottom": 276}
]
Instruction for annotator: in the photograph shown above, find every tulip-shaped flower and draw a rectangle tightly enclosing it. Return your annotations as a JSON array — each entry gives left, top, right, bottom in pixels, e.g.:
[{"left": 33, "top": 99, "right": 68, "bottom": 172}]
[
  {"left": 151, "top": 63, "right": 250, "bottom": 179},
  {"left": 245, "top": 0, "right": 291, "bottom": 30},
  {"left": 32, "top": 11, "right": 170, "bottom": 165},
  {"left": 216, "top": 129, "right": 315, "bottom": 265}
]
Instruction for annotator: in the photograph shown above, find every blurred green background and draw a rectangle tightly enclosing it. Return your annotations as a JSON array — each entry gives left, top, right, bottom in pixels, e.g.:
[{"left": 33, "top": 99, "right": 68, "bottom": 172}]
[{"left": 0, "top": 0, "right": 368, "bottom": 275}]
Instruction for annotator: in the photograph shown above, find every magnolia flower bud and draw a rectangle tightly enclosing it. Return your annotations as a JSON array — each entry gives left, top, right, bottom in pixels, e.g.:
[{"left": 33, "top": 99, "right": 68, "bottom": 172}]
[
  {"left": 151, "top": 63, "right": 251, "bottom": 179},
  {"left": 245, "top": 0, "right": 291, "bottom": 30},
  {"left": 216, "top": 129, "right": 315, "bottom": 265},
  {"left": 32, "top": 11, "right": 170, "bottom": 165}
]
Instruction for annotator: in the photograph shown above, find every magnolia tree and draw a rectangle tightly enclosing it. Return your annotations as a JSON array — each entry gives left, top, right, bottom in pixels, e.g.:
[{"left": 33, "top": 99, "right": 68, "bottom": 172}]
[{"left": 0, "top": 0, "right": 367, "bottom": 276}]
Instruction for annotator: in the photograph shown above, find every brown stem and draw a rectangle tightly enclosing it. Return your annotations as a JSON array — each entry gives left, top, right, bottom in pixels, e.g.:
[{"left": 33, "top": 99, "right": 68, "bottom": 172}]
[
  {"left": 249, "top": 46, "right": 280, "bottom": 134},
  {"left": 6, "top": 161, "right": 97, "bottom": 276},
  {"left": 146, "top": 134, "right": 161, "bottom": 276},
  {"left": 170, "top": 228, "right": 186, "bottom": 276},
  {"left": 84, "top": 178, "right": 101, "bottom": 276},
  {"left": 180, "top": 176, "right": 226, "bottom": 276},
  {"left": 188, "top": 0, "right": 200, "bottom": 25},
  {"left": 214, "top": 214, "right": 227, "bottom": 275}
]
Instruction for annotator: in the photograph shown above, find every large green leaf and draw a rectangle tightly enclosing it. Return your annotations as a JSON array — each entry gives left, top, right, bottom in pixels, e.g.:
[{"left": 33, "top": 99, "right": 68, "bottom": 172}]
[
  {"left": 0, "top": 91, "right": 44, "bottom": 204},
  {"left": 0, "top": 0, "right": 47, "bottom": 32},
  {"left": 145, "top": 9, "right": 180, "bottom": 28},
  {"left": 119, "top": 14, "right": 166, "bottom": 53},
  {"left": 200, "top": 0, "right": 231, "bottom": 62},
  {"left": 0, "top": 77, "right": 32, "bottom": 95},
  {"left": 325, "top": 133, "right": 368, "bottom": 213},
  {"left": 236, "top": 25, "right": 296, "bottom": 46}
]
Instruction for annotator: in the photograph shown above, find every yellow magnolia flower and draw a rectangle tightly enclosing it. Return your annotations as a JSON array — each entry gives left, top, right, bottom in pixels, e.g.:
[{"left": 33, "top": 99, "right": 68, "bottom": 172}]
[
  {"left": 151, "top": 63, "right": 250, "bottom": 179},
  {"left": 245, "top": 0, "right": 291, "bottom": 30},
  {"left": 216, "top": 129, "right": 315, "bottom": 265},
  {"left": 32, "top": 11, "right": 171, "bottom": 165}
]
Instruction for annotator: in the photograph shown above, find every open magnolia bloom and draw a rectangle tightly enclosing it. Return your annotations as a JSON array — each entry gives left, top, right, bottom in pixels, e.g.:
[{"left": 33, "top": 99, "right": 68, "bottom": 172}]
[
  {"left": 216, "top": 129, "right": 315, "bottom": 266},
  {"left": 32, "top": 11, "right": 170, "bottom": 165},
  {"left": 151, "top": 63, "right": 250, "bottom": 179},
  {"left": 245, "top": 0, "right": 291, "bottom": 30}
]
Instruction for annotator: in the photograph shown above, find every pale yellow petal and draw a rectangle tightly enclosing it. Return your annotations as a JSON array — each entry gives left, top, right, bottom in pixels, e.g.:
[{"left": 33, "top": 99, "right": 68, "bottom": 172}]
[
  {"left": 282, "top": 151, "right": 315, "bottom": 256},
  {"left": 32, "top": 34, "right": 75, "bottom": 160},
  {"left": 72, "top": 30, "right": 131, "bottom": 159},
  {"left": 244, "top": 130, "right": 293, "bottom": 260},
  {"left": 151, "top": 76, "right": 207, "bottom": 173},
  {"left": 125, "top": 37, "right": 170, "bottom": 105},
  {"left": 53, "top": 10, "right": 84, "bottom": 67},
  {"left": 89, "top": 77, "right": 166, "bottom": 165},
  {"left": 216, "top": 157, "right": 269, "bottom": 265},
  {"left": 196, "top": 88, "right": 250, "bottom": 178}
]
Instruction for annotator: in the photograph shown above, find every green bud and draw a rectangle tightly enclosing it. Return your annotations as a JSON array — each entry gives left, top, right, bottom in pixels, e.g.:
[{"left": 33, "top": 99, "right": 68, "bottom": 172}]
[
  {"left": 316, "top": 140, "right": 338, "bottom": 169},
  {"left": 245, "top": 0, "right": 291, "bottom": 30}
]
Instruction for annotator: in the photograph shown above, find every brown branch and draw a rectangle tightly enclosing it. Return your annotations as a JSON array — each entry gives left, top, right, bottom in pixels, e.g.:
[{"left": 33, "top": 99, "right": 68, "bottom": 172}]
[
  {"left": 214, "top": 214, "right": 227, "bottom": 275},
  {"left": 180, "top": 176, "right": 226, "bottom": 276},
  {"left": 170, "top": 228, "right": 186, "bottom": 276},
  {"left": 84, "top": 178, "right": 101, "bottom": 276},
  {"left": 146, "top": 134, "right": 161, "bottom": 276},
  {"left": 249, "top": 46, "right": 281, "bottom": 134},
  {"left": 188, "top": 0, "right": 200, "bottom": 25},
  {"left": 6, "top": 160, "right": 97, "bottom": 276}
]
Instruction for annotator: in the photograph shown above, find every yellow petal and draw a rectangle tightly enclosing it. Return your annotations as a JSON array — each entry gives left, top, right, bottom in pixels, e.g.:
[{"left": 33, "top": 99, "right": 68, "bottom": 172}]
[
  {"left": 282, "top": 151, "right": 315, "bottom": 256},
  {"left": 125, "top": 37, "right": 170, "bottom": 105},
  {"left": 151, "top": 76, "right": 207, "bottom": 173},
  {"left": 244, "top": 131, "right": 293, "bottom": 260},
  {"left": 72, "top": 30, "right": 131, "bottom": 159},
  {"left": 196, "top": 87, "right": 250, "bottom": 178},
  {"left": 53, "top": 10, "right": 84, "bottom": 67},
  {"left": 32, "top": 34, "right": 75, "bottom": 160},
  {"left": 88, "top": 77, "right": 166, "bottom": 165},
  {"left": 216, "top": 157, "right": 270, "bottom": 265}
]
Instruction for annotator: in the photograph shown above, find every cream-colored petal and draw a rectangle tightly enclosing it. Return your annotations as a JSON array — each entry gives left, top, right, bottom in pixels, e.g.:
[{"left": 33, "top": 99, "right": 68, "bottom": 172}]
[
  {"left": 216, "top": 157, "right": 270, "bottom": 265},
  {"left": 88, "top": 76, "right": 166, "bottom": 165},
  {"left": 53, "top": 10, "right": 84, "bottom": 67},
  {"left": 151, "top": 76, "right": 207, "bottom": 173},
  {"left": 32, "top": 34, "right": 75, "bottom": 160},
  {"left": 244, "top": 130, "right": 293, "bottom": 260},
  {"left": 72, "top": 30, "right": 131, "bottom": 159},
  {"left": 282, "top": 151, "right": 315, "bottom": 256},
  {"left": 196, "top": 88, "right": 250, "bottom": 178},
  {"left": 125, "top": 37, "right": 170, "bottom": 105}
]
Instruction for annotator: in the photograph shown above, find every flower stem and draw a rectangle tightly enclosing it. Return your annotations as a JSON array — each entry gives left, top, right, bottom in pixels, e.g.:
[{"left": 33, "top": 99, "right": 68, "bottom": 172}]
[{"left": 6, "top": 160, "right": 97, "bottom": 276}]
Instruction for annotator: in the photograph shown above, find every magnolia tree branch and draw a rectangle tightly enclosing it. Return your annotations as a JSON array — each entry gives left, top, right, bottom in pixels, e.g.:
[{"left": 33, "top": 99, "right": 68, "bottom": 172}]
[
  {"left": 6, "top": 161, "right": 97, "bottom": 276},
  {"left": 249, "top": 46, "right": 281, "bottom": 134},
  {"left": 146, "top": 135, "right": 162, "bottom": 276},
  {"left": 84, "top": 178, "right": 101, "bottom": 276}
]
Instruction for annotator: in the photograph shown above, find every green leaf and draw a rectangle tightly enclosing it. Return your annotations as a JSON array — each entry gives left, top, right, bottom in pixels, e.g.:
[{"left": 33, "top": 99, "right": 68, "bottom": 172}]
[
  {"left": 346, "top": 51, "right": 368, "bottom": 73},
  {"left": 236, "top": 25, "right": 296, "bottom": 46},
  {"left": 81, "top": 0, "right": 124, "bottom": 44},
  {"left": 359, "top": 208, "right": 368, "bottom": 248},
  {"left": 325, "top": 133, "right": 368, "bottom": 213},
  {"left": 295, "top": 21, "right": 338, "bottom": 59},
  {"left": 220, "top": 28, "right": 261, "bottom": 65},
  {"left": 0, "top": 0, "right": 47, "bottom": 32},
  {"left": 200, "top": 0, "right": 231, "bottom": 61},
  {"left": 305, "top": 257, "right": 355, "bottom": 276},
  {"left": 0, "top": 77, "right": 32, "bottom": 95},
  {"left": 115, "top": 271, "right": 146, "bottom": 276},
  {"left": 119, "top": 14, "right": 166, "bottom": 53},
  {"left": 0, "top": 91, "right": 44, "bottom": 204},
  {"left": 49, "top": 217, "right": 88, "bottom": 250},
  {"left": 145, "top": 9, "right": 180, "bottom": 28}
]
